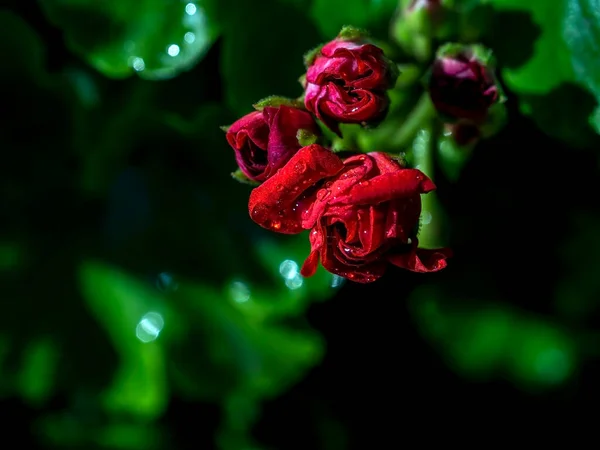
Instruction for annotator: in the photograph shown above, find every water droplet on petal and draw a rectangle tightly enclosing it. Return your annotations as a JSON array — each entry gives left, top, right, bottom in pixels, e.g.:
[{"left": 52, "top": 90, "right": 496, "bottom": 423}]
[
  {"left": 276, "top": 184, "right": 285, "bottom": 192},
  {"left": 294, "top": 161, "right": 307, "bottom": 174},
  {"left": 316, "top": 189, "right": 331, "bottom": 201},
  {"left": 272, "top": 221, "right": 281, "bottom": 230}
]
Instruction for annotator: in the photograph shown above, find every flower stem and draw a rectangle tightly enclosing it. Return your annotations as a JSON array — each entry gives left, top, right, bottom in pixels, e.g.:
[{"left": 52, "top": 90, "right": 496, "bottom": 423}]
[
  {"left": 390, "top": 93, "right": 435, "bottom": 150},
  {"left": 412, "top": 121, "right": 447, "bottom": 249}
]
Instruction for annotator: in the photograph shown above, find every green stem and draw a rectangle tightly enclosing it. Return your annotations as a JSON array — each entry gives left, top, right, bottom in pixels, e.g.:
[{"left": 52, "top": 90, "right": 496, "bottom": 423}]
[
  {"left": 390, "top": 93, "right": 435, "bottom": 150},
  {"left": 412, "top": 120, "right": 446, "bottom": 249}
]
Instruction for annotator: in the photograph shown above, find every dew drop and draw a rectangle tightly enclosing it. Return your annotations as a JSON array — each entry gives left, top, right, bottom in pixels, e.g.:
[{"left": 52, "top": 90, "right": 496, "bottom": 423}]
[
  {"left": 276, "top": 184, "right": 285, "bottom": 192},
  {"left": 316, "top": 189, "right": 330, "bottom": 201},
  {"left": 294, "top": 161, "right": 307, "bottom": 174},
  {"left": 272, "top": 221, "right": 282, "bottom": 230},
  {"left": 278, "top": 210, "right": 286, "bottom": 217},
  {"left": 359, "top": 180, "right": 370, "bottom": 186}
]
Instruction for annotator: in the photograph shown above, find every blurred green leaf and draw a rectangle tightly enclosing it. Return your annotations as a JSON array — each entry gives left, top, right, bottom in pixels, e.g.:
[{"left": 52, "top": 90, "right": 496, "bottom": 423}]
[
  {"left": 38, "top": 0, "right": 219, "bottom": 79},
  {"left": 79, "top": 261, "right": 169, "bottom": 420},
  {"left": 410, "top": 285, "right": 577, "bottom": 390},
  {"left": 18, "top": 338, "right": 58, "bottom": 407},
  {"left": 309, "top": 0, "right": 398, "bottom": 40},
  {"left": 488, "top": 0, "right": 574, "bottom": 93},
  {"left": 563, "top": 0, "right": 600, "bottom": 130},
  {"left": 486, "top": 0, "right": 600, "bottom": 142},
  {"left": 167, "top": 279, "right": 324, "bottom": 449}
]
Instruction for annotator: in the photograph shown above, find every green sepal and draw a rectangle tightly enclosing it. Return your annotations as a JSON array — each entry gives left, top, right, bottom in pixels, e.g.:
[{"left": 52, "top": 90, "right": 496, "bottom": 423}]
[
  {"left": 297, "top": 129, "right": 318, "bottom": 147},
  {"left": 253, "top": 95, "right": 304, "bottom": 111},
  {"left": 220, "top": 125, "right": 230, "bottom": 133},
  {"left": 303, "top": 44, "right": 324, "bottom": 68},
  {"left": 231, "top": 169, "right": 260, "bottom": 186},
  {"left": 436, "top": 42, "right": 495, "bottom": 68},
  {"left": 337, "top": 25, "right": 370, "bottom": 41},
  {"left": 298, "top": 73, "right": 307, "bottom": 89}
]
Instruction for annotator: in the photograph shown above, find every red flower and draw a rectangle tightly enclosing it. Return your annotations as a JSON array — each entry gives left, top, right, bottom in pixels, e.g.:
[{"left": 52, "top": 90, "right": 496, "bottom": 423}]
[
  {"left": 304, "top": 38, "right": 398, "bottom": 135},
  {"left": 248, "top": 144, "right": 451, "bottom": 283},
  {"left": 428, "top": 47, "right": 499, "bottom": 123},
  {"left": 226, "top": 105, "right": 320, "bottom": 182}
]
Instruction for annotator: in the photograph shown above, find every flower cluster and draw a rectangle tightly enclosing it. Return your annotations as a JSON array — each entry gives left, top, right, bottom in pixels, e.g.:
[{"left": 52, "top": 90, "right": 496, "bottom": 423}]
[{"left": 224, "top": 28, "right": 456, "bottom": 283}]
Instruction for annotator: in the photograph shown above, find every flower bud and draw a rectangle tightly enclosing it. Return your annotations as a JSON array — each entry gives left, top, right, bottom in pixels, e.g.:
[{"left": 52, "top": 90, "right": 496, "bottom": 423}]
[
  {"left": 427, "top": 43, "right": 502, "bottom": 124},
  {"left": 303, "top": 26, "right": 399, "bottom": 136},
  {"left": 225, "top": 104, "right": 320, "bottom": 183}
]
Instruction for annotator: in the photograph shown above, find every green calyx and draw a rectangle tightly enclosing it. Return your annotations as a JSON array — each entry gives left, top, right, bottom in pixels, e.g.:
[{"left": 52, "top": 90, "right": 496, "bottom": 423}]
[
  {"left": 253, "top": 95, "right": 304, "bottom": 111},
  {"left": 436, "top": 42, "right": 496, "bottom": 68},
  {"left": 337, "top": 25, "right": 370, "bottom": 42},
  {"left": 296, "top": 129, "right": 318, "bottom": 147},
  {"left": 231, "top": 169, "right": 260, "bottom": 186},
  {"left": 303, "top": 44, "right": 324, "bottom": 68}
]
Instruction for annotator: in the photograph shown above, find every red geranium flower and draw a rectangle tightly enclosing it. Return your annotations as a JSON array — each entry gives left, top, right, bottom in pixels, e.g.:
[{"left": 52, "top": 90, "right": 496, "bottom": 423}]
[{"left": 248, "top": 144, "right": 451, "bottom": 282}]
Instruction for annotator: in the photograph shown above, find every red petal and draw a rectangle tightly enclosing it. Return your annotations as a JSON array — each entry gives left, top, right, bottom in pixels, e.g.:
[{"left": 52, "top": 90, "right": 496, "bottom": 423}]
[
  {"left": 248, "top": 144, "right": 343, "bottom": 234},
  {"left": 300, "top": 249, "right": 320, "bottom": 277},
  {"left": 330, "top": 168, "right": 435, "bottom": 206},
  {"left": 388, "top": 241, "right": 452, "bottom": 273}
]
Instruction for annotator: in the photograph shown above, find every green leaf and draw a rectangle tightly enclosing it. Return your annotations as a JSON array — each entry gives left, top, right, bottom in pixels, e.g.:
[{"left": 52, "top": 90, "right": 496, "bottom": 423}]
[
  {"left": 488, "top": 0, "right": 574, "bottom": 93},
  {"left": 563, "top": 0, "right": 600, "bottom": 129},
  {"left": 309, "top": 0, "right": 398, "bottom": 40},
  {"left": 409, "top": 286, "right": 577, "bottom": 390},
  {"left": 79, "top": 261, "right": 169, "bottom": 420},
  {"left": 38, "top": 0, "right": 219, "bottom": 79},
  {"left": 487, "top": 0, "right": 600, "bottom": 142}
]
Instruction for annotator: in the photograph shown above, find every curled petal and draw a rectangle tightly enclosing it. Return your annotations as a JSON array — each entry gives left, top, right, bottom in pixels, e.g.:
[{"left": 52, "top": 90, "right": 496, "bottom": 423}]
[
  {"left": 388, "top": 240, "right": 452, "bottom": 273},
  {"left": 248, "top": 144, "right": 343, "bottom": 234},
  {"left": 331, "top": 168, "right": 435, "bottom": 206}
]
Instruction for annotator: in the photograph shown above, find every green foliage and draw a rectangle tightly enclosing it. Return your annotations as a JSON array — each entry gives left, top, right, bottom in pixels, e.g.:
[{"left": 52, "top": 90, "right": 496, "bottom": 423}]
[
  {"left": 485, "top": 0, "right": 600, "bottom": 143},
  {"left": 38, "top": 0, "right": 220, "bottom": 79}
]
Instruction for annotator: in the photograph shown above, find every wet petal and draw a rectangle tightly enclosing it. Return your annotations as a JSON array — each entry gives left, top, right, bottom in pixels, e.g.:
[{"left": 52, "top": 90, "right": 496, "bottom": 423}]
[
  {"left": 248, "top": 144, "right": 343, "bottom": 234},
  {"left": 331, "top": 168, "right": 435, "bottom": 206}
]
